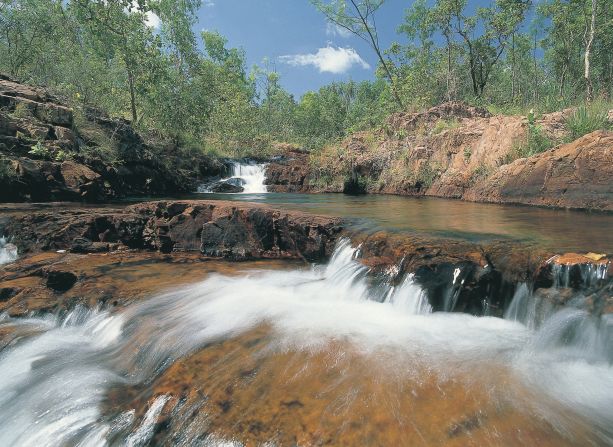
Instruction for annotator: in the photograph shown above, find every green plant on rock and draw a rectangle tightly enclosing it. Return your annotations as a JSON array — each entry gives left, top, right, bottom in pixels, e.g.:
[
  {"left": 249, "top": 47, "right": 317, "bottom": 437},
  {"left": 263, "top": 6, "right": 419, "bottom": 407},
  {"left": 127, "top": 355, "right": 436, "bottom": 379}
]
[
  {"left": 54, "top": 150, "right": 73, "bottom": 162},
  {"left": 469, "top": 163, "right": 492, "bottom": 185},
  {"left": 28, "top": 142, "right": 51, "bottom": 159},
  {"left": 432, "top": 118, "right": 459, "bottom": 135},
  {"left": 511, "top": 110, "right": 553, "bottom": 159},
  {"left": 566, "top": 103, "right": 610, "bottom": 140},
  {"left": 416, "top": 161, "right": 440, "bottom": 189}
]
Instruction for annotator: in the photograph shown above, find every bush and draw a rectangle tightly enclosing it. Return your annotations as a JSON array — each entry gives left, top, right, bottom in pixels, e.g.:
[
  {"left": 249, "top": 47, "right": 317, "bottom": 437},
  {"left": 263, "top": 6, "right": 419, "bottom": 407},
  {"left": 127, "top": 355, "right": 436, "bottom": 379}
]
[
  {"left": 28, "top": 142, "right": 51, "bottom": 159},
  {"left": 566, "top": 103, "right": 611, "bottom": 140},
  {"left": 512, "top": 110, "right": 553, "bottom": 159}
]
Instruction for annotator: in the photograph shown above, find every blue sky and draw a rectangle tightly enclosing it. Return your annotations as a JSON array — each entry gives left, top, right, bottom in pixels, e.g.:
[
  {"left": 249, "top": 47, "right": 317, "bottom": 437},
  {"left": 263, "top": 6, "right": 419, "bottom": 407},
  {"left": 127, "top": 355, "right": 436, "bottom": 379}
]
[{"left": 195, "top": 0, "right": 412, "bottom": 99}]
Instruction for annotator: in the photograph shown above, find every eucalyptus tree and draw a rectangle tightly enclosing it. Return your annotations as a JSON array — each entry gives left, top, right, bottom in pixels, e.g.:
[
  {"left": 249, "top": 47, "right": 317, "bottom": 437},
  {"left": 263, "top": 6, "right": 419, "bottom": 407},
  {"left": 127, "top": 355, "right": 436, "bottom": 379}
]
[{"left": 310, "top": 0, "right": 404, "bottom": 108}]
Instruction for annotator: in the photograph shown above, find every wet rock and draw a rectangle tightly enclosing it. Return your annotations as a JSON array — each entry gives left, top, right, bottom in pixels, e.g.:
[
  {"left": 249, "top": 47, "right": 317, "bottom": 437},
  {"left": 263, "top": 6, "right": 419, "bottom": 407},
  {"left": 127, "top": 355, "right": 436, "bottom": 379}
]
[
  {"left": 265, "top": 148, "right": 312, "bottom": 193},
  {"left": 4, "top": 200, "right": 343, "bottom": 262},
  {"left": 205, "top": 179, "right": 245, "bottom": 193},
  {"left": 0, "top": 287, "right": 19, "bottom": 302},
  {"left": 46, "top": 270, "right": 77, "bottom": 292}
]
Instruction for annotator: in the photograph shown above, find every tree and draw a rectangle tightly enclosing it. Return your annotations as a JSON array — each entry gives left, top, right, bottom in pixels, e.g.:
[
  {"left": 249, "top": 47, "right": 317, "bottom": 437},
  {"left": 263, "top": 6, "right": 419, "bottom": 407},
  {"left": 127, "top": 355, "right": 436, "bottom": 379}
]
[
  {"left": 310, "top": 0, "right": 404, "bottom": 108},
  {"left": 583, "top": 0, "right": 597, "bottom": 100}
]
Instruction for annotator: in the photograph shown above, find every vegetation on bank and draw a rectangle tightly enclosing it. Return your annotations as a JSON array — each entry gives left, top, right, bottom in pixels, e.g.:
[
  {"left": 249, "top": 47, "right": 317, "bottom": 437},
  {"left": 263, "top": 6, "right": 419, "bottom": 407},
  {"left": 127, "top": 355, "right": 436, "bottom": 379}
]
[{"left": 1, "top": 0, "right": 612, "bottom": 161}]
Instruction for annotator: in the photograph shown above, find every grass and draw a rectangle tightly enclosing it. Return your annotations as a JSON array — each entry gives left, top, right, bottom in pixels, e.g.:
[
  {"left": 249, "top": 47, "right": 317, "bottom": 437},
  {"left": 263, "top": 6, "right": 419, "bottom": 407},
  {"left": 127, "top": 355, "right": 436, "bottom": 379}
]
[
  {"left": 431, "top": 118, "right": 460, "bottom": 135},
  {"left": 565, "top": 101, "right": 611, "bottom": 140},
  {"left": 10, "top": 102, "right": 31, "bottom": 119}
]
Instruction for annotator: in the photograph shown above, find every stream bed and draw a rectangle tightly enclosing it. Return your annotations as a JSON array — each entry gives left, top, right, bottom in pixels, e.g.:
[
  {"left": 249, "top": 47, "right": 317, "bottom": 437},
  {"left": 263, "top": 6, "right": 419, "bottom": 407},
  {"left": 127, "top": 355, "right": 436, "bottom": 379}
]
[{"left": 0, "top": 237, "right": 612, "bottom": 446}]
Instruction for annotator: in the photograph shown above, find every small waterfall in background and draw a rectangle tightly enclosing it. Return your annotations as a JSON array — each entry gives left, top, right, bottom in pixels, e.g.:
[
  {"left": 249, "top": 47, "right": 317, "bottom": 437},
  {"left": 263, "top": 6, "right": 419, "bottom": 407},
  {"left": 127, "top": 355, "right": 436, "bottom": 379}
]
[
  {"left": 0, "top": 236, "right": 18, "bottom": 265},
  {"left": 198, "top": 161, "right": 268, "bottom": 194},
  {"left": 229, "top": 162, "right": 268, "bottom": 194}
]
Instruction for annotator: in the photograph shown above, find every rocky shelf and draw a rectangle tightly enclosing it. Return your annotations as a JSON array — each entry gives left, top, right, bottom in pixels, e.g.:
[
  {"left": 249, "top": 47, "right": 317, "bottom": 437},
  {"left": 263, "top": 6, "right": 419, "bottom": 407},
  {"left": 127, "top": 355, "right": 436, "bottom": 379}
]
[{"left": 1, "top": 200, "right": 610, "bottom": 317}]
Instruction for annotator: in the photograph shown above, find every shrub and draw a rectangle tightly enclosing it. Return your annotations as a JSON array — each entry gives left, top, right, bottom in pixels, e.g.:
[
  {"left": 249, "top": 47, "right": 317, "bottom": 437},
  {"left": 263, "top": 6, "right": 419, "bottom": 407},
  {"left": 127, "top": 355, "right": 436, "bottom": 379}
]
[
  {"left": 28, "top": 142, "right": 51, "bottom": 159},
  {"left": 566, "top": 103, "right": 610, "bottom": 140},
  {"left": 511, "top": 110, "right": 553, "bottom": 159}
]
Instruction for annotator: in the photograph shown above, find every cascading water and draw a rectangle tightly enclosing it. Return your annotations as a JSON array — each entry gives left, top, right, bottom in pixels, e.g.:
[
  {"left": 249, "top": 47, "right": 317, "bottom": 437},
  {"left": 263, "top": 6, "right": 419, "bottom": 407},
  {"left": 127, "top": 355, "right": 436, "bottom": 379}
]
[
  {"left": 0, "top": 236, "right": 18, "bottom": 265},
  {"left": 198, "top": 161, "right": 268, "bottom": 194},
  {"left": 0, "top": 239, "right": 612, "bottom": 445}
]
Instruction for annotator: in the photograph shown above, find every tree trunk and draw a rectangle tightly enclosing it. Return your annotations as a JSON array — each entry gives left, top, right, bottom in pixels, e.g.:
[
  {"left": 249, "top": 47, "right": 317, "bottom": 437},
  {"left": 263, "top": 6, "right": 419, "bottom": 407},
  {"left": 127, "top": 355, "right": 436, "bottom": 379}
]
[
  {"left": 445, "top": 31, "right": 452, "bottom": 101},
  {"left": 127, "top": 68, "right": 138, "bottom": 123},
  {"left": 584, "top": 0, "right": 597, "bottom": 101},
  {"left": 511, "top": 33, "right": 516, "bottom": 102}
]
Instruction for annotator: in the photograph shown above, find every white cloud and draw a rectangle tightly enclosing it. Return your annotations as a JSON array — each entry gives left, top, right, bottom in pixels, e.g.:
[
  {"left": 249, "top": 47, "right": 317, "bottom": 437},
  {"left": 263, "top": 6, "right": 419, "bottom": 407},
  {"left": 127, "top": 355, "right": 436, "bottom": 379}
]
[
  {"left": 280, "top": 46, "right": 370, "bottom": 74},
  {"left": 326, "top": 22, "right": 352, "bottom": 38},
  {"left": 203, "top": 0, "right": 215, "bottom": 6}
]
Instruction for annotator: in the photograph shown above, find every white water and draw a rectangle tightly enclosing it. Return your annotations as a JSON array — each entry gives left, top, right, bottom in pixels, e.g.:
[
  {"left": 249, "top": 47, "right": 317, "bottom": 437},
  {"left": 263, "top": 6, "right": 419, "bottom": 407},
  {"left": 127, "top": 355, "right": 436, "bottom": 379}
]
[
  {"left": 0, "top": 239, "right": 612, "bottom": 445},
  {"left": 0, "top": 236, "right": 18, "bottom": 265},
  {"left": 198, "top": 161, "right": 268, "bottom": 194}
]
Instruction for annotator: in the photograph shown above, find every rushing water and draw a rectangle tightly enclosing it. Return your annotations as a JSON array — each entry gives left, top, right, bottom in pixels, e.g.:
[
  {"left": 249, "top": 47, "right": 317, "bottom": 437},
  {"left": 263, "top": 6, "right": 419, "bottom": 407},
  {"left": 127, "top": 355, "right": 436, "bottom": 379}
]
[
  {"left": 0, "top": 236, "right": 18, "bottom": 265},
  {"left": 197, "top": 162, "right": 268, "bottom": 194},
  {"left": 1, "top": 239, "right": 611, "bottom": 446}
]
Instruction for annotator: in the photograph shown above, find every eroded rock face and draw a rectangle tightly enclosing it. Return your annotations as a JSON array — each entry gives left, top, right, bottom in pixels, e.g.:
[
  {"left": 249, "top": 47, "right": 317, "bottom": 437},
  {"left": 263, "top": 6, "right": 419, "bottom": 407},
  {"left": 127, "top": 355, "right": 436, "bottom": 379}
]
[
  {"left": 2, "top": 200, "right": 343, "bottom": 262},
  {"left": 0, "top": 76, "right": 225, "bottom": 202},
  {"left": 463, "top": 130, "right": 613, "bottom": 211},
  {"left": 1, "top": 201, "right": 610, "bottom": 318},
  {"left": 265, "top": 103, "right": 612, "bottom": 211},
  {"left": 265, "top": 149, "right": 312, "bottom": 193}
]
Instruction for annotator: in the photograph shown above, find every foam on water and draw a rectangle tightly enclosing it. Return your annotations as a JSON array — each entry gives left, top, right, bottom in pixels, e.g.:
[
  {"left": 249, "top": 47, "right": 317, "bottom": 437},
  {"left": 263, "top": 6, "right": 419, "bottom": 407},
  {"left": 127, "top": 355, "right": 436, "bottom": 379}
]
[
  {"left": 0, "top": 239, "right": 611, "bottom": 445},
  {"left": 0, "top": 236, "right": 18, "bottom": 265}
]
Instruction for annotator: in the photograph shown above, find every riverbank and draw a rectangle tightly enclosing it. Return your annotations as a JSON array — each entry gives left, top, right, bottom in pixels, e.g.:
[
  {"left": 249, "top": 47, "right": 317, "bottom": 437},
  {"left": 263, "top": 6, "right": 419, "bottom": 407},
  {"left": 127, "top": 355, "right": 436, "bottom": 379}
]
[
  {"left": 3, "top": 77, "right": 612, "bottom": 211},
  {"left": 265, "top": 102, "right": 613, "bottom": 211}
]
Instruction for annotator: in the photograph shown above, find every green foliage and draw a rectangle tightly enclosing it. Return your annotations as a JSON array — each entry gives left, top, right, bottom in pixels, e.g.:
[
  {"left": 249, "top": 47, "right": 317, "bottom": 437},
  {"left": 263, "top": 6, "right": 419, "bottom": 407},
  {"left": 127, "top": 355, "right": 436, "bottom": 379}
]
[
  {"left": 28, "top": 142, "right": 51, "bottom": 159},
  {"left": 1, "top": 0, "right": 612, "bottom": 163},
  {"left": 432, "top": 118, "right": 459, "bottom": 135},
  {"left": 566, "top": 103, "right": 611, "bottom": 140},
  {"left": 511, "top": 111, "right": 553, "bottom": 159},
  {"left": 469, "top": 163, "right": 492, "bottom": 184},
  {"left": 416, "top": 161, "right": 440, "bottom": 188},
  {"left": 54, "top": 150, "right": 72, "bottom": 162}
]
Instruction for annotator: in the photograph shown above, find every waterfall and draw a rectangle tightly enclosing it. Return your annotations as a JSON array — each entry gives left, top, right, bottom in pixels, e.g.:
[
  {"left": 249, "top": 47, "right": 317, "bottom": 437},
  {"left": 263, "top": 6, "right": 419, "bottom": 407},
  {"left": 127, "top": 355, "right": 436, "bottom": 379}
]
[
  {"left": 197, "top": 161, "right": 268, "bottom": 194},
  {"left": 0, "top": 236, "right": 18, "bottom": 265},
  {"left": 0, "top": 239, "right": 612, "bottom": 445},
  {"left": 229, "top": 162, "right": 267, "bottom": 194}
]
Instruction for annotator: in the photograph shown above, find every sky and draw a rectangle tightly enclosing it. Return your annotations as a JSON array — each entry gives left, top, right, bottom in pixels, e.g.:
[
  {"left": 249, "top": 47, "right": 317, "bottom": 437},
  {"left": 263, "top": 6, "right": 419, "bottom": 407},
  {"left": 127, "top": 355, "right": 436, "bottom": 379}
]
[{"left": 194, "top": 0, "right": 412, "bottom": 99}]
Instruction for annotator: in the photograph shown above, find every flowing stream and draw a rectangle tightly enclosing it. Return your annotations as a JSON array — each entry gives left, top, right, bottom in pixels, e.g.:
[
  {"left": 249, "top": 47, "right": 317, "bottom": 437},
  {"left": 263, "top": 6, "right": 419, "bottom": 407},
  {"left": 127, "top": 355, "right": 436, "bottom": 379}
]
[
  {"left": 0, "top": 236, "right": 18, "bottom": 265},
  {"left": 0, "top": 239, "right": 611, "bottom": 446}
]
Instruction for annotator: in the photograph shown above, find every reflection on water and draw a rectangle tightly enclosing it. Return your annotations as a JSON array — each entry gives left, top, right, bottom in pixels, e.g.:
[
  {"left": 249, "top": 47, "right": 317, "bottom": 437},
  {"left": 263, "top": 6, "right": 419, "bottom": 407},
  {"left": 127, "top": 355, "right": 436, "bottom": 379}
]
[
  {"left": 183, "top": 193, "right": 613, "bottom": 252},
  {"left": 1, "top": 193, "right": 611, "bottom": 252}
]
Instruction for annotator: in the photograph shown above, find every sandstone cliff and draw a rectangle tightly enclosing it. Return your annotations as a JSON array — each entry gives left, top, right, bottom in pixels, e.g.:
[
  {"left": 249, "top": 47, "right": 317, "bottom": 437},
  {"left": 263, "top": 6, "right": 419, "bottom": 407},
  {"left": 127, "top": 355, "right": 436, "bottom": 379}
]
[{"left": 266, "top": 102, "right": 613, "bottom": 210}]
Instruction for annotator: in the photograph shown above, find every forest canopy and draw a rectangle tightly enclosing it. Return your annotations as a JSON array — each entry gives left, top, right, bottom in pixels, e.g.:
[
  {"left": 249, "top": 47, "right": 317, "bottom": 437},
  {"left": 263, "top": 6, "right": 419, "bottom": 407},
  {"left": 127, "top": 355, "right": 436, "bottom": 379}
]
[{"left": 1, "top": 0, "right": 611, "bottom": 156}]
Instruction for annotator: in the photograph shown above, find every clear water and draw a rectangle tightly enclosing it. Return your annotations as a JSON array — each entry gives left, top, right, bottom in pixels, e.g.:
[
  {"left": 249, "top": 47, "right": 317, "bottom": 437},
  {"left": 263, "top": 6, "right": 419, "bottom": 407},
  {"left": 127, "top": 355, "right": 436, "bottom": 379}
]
[{"left": 183, "top": 192, "right": 613, "bottom": 253}]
